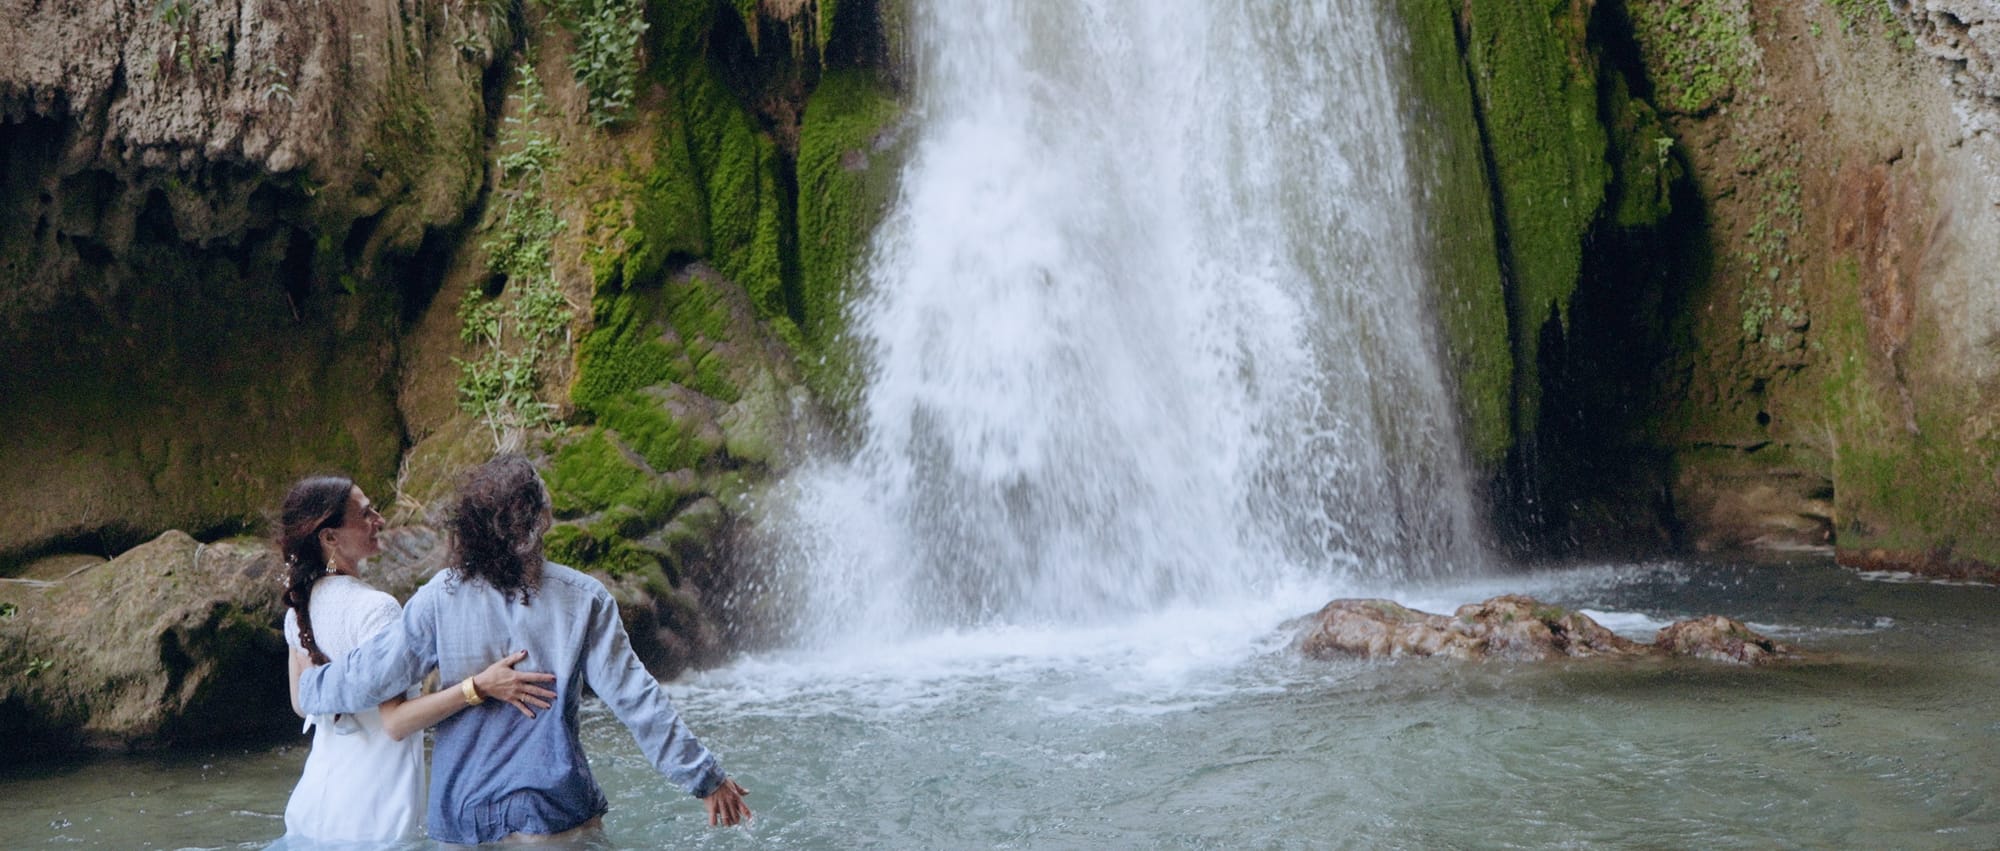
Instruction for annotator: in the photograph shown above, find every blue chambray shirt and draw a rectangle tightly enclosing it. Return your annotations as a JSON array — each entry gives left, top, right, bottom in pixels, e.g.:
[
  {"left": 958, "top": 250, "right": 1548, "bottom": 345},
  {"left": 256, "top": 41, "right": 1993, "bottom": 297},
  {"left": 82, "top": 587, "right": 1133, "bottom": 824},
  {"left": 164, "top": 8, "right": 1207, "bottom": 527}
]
[{"left": 297, "top": 561, "right": 727, "bottom": 845}]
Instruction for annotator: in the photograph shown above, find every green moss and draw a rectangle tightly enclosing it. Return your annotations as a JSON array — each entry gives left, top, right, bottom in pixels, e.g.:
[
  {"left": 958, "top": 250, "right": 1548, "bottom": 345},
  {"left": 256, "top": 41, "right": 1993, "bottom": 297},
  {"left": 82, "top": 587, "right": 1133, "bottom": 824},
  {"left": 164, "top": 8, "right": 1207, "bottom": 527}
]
[
  {"left": 619, "top": 129, "right": 710, "bottom": 289},
  {"left": 663, "top": 273, "right": 744, "bottom": 401},
  {"left": 573, "top": 286, "right": 684, "bottom": 413},
  {"left": 796, "top": 70, "right": 901, "bottom": 343},
  {"left": 1625, "top": 0, "right": 1757, "bottom": 115},
  {"left": 1394, "top": 0, "right": 1513, "bottom": 468},
  {"left": 546, "top": 519, "right": 668, "bottom": 578},
  {"left": 675, "top": 67, "right": 790, "bottom": 324},
  {"left": 1816, "top": 261, "right": 2000, "bottom": 563},
  {"left": 818, "top": 0, "right": 839, "bottom": 52},
  {"left": 546, "top": 429, "right": 655, "bottom": 515},
  {"left": 596, "top": 390, "right": 724, "bottom": 473},
  {"left": 1604, "top": 72, "right": 1681, "bottom": 230},
  {"left": 1460, "top": 0, "right": 1610, "bottom": 445}
]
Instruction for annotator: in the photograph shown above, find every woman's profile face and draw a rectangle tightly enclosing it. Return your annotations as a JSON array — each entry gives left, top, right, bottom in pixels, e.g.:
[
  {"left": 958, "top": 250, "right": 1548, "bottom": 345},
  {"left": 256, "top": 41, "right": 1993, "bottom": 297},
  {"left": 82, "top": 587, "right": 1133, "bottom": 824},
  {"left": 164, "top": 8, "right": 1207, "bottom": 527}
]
[{"left": 322, "top": 486, "right": 386, "bottom": 570}]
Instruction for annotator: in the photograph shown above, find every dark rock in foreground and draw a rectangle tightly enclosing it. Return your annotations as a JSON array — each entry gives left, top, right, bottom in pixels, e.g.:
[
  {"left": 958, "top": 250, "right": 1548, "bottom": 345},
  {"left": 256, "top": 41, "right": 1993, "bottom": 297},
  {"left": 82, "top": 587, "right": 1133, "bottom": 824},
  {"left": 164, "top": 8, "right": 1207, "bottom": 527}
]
[{"left": 1293, "top": 594, "right": 1797, "bottom": 666}]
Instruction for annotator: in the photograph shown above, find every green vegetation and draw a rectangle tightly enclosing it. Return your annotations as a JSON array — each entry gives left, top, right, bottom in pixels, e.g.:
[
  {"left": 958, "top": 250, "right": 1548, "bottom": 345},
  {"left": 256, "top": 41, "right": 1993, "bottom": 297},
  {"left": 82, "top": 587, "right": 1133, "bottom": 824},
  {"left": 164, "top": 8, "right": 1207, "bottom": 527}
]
[
  {"left": 155, "top": 0, "right": 198, "bottom": 72},
  {"left": 1734, "top": 144, "right": 1805, "bottom": 351},
  {"left": 1393, "top": 0, "right": 1513, "bottom": 468},
  {"left": 795, "top": 69, "right": 904, "bottom": 402},
  {"left": 1815, "top": 261, "right": 2000, "bottom": 563},
  {"left": 512, "top": 1, "right": 905, "bottom": 589},
  {"left": 1624, "top": 0, "right": 1758, "bottom": 115},
  {"left": 457, "top": 59, "right": 576, "bottom": 442},
  {"left": 1605, "top": 73, "right": 1682, "bottom": 230},
  {"left": 1459, "top": 0, "right": 1610, "bottom": 442},
  {"left": 1829, "top": 0, "right": 1896, "bottom": 34},
  {"left": 538, "top": 0, "right": 650, "bottom": 126}
]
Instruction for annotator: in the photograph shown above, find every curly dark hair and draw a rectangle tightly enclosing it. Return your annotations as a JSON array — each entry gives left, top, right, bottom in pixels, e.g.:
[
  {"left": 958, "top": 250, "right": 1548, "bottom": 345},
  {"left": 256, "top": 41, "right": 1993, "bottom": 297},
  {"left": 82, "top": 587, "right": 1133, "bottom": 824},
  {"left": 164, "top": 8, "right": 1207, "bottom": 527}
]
[
  {"left": 448, "top": 454, "right": 550, "bottom": 604},
  {"left": 277, "top": 475, "right": 355, "bottom": 665}
]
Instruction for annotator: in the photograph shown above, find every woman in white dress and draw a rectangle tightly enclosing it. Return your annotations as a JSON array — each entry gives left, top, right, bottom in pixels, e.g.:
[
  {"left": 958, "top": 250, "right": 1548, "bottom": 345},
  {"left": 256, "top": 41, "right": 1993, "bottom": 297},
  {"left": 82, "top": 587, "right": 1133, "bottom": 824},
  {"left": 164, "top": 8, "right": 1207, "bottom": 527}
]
[{"left": 276, "top": 475, "right": 556, "bottom": 844}]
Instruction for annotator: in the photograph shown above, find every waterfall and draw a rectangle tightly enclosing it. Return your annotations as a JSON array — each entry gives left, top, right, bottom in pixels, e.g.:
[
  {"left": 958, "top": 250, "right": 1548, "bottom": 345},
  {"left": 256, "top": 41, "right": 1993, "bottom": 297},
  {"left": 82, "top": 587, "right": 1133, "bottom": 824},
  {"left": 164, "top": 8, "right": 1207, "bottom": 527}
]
[{"left": 759, "top": 0, "right": 1487, "bottom": 644}]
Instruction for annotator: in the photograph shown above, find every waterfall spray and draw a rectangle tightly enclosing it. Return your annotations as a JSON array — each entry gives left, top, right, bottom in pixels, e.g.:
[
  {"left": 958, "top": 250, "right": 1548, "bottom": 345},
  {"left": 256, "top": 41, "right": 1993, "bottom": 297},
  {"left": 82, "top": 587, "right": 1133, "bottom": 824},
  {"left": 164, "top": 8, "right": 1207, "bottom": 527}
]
[{"left": 761, "top": 0, "right": 1487, "bottom": 645}]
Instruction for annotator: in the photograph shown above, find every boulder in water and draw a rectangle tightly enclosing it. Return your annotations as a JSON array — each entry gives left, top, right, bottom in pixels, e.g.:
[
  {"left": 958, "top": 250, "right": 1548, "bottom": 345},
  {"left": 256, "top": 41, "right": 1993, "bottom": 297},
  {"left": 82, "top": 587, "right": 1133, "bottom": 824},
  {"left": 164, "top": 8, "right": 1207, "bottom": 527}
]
[
  {"left": 0, "top": 531, "right": 290, "bottom": 759},
  {"left": 1293, "top": 595, "right": 1796, "bottom": 666},
  {"left": 1652, "top": 614, "right": 1796, "bottom": 665}
]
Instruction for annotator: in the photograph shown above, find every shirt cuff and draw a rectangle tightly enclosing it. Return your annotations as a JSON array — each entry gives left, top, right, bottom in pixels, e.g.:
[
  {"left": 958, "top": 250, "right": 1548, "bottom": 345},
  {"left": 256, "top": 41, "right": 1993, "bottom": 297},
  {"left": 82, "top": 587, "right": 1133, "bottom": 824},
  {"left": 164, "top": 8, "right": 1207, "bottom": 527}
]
[{"left": 686, "top": 755, "right": 726, "bottom": 798}]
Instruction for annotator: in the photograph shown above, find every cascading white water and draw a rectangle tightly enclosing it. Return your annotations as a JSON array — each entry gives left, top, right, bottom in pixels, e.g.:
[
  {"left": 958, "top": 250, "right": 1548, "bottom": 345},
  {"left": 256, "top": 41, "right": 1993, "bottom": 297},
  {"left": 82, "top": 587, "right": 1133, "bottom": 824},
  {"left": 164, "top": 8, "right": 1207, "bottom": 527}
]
[{"left": 761, "top": 0, "right": 1487, "bottom": 644}]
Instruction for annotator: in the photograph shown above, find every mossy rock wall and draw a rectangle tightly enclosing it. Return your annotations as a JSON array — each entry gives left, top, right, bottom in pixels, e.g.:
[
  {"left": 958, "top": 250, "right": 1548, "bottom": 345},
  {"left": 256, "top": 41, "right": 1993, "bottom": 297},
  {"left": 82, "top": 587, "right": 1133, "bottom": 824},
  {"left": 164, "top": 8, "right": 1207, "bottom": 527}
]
[
  {"left": 1455, "top": 0, "right": 1612, "bottom": 444},
  {"left": 1391, "top": 0, "right": 1686, "bottom": 548},
  {"left": 419, "top": 0, "right": 906, "bottom": 673},
  {"left": 1392, "top": 0, "right": 1512, "bottom": 470},
  {"left": 1618, "top": 0, "right": 2000, "bottom": 573},
  {"left": 0, "top": 0, "right": 509, "bottom": 567}
]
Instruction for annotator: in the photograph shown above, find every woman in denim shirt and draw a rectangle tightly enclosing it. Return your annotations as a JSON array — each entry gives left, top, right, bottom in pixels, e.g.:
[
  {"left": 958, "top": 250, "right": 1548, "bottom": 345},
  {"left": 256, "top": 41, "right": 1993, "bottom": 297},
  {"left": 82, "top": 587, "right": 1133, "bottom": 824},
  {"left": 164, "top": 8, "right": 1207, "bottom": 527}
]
[{"left": 297, "top": 455, "right": 752, "bottom": 843}]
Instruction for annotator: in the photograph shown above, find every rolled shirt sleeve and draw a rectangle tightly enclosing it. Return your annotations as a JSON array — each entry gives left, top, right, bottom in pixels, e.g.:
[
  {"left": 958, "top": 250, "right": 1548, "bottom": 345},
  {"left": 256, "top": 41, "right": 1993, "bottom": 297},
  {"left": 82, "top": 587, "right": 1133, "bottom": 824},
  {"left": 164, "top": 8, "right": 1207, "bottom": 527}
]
[
  {"left": 298, "top": 580, "right": 440, "bottom": 715},
  {"left": 581, "top": 584, "right": 726, "bottom": 798}
]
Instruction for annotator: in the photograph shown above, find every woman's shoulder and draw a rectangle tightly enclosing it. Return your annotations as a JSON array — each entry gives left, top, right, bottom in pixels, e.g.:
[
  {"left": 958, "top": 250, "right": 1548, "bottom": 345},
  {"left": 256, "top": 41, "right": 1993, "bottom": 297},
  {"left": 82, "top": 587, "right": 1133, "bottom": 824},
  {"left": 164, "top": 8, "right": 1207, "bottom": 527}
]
[{"left": 313, "top": 574, "right": 400, "bottom": 610}]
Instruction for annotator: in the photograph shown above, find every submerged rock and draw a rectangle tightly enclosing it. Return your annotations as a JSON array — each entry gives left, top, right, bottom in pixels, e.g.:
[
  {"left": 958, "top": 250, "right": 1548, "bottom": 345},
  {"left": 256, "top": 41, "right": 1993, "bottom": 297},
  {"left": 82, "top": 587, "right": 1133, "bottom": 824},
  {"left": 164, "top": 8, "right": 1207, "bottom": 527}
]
[{"left": 1293, "top": 595, "right": 1797, "bottom": 666}]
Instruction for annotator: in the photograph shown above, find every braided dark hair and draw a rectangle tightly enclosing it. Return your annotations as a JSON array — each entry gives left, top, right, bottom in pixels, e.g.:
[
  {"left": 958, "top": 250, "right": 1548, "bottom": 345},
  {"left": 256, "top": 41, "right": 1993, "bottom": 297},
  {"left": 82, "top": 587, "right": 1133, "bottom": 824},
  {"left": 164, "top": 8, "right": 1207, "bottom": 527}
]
[
  {"left": 278, "top": 475, "right": 355, "bottom": 665},
  {"left": 448, "top": 454, "right": 549, "bottom": 604}
]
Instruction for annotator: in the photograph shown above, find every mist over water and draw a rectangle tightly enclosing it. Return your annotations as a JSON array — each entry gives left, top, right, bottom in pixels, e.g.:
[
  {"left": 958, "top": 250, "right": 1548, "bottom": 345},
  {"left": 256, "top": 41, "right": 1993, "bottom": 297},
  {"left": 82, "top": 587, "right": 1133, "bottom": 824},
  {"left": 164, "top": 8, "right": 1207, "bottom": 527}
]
[{"left": 760, "top": 0, "right": 1487, "bottom": 646}]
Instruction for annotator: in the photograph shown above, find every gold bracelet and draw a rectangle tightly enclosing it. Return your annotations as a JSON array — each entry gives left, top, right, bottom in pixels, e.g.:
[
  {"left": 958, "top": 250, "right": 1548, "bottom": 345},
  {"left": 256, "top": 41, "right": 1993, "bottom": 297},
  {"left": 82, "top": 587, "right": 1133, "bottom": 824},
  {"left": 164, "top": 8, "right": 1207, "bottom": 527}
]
[{"left": 460, "top": 676, "right": 484, "bottom": 706}]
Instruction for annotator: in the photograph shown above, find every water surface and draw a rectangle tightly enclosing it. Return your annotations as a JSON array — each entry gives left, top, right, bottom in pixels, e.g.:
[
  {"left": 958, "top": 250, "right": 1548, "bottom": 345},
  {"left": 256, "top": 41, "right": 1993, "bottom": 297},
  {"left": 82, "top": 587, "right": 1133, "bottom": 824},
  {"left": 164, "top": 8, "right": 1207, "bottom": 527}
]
[{"left": 6, "top": 554, "right": 1995, "bottom": 849}]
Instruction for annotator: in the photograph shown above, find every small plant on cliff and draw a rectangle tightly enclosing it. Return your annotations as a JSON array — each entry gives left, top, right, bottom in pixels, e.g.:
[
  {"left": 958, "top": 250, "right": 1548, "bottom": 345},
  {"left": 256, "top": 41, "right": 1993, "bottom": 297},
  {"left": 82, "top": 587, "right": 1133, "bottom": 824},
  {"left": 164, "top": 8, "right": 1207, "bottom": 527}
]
[
  {"left": 457, "top": 59, "right": 577, "bottom": 443},
  {"left": 1829, "top": 0, "right": 1897, "bottom": 34},
  {"left": 536, "top": 0, "right": 650, "bottom": 126},
  {"left": 154, "top": 0, "right": 200, "bottom": 73},
  {"left": 1736, "top": 148, "right": 1808, "bottom": 352},
  {"left": 1627, "top": 0, "right": 1757, "bottom": 114}
]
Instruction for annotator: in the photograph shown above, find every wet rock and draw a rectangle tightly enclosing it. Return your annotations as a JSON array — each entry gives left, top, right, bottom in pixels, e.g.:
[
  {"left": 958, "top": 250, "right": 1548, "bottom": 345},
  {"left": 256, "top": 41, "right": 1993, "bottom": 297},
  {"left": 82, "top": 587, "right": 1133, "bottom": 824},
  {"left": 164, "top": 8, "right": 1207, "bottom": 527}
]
[
  {"left": 1653, "top": 614, "right": 1796, "bottom": 666},
  {"left": 1451, "top": 595, "right": 1648, "bottom": 661},
  {"left": 1293, "top": 599, "right": 1488, "bottom": 661},
  {"left": 0, "top": 530, "right": 289, "bottom": 758},
  {"left": 1294, "top": 595, "right": 1798, "bottom": 667}
]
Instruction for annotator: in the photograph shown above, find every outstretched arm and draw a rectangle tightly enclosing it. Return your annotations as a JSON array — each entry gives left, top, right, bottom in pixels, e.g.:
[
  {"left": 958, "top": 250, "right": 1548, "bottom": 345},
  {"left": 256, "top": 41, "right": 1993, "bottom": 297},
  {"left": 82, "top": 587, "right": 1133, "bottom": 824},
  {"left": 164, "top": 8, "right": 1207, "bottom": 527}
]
[
  {"left": 377, "top": 650, "right": 557, "bottom": 741},
  {"left": 581, "top": 585, "right": 744, "bottom": 823}
]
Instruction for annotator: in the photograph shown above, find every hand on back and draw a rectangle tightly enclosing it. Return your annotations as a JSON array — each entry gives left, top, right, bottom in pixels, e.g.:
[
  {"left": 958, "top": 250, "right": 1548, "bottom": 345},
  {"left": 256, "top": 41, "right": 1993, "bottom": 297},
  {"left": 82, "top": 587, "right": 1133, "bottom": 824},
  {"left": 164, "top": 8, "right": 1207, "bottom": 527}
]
[{"left": 473, "top": 650, "right": 557, "bottom": 717}]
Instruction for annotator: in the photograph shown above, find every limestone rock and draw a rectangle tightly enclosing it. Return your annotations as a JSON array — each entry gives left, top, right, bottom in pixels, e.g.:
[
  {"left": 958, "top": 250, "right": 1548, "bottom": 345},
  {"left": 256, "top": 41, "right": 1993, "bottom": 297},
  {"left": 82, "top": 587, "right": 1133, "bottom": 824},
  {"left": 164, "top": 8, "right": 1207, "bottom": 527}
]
[
  {"left": 1294, "top": 595, "right": 1797, "bottom": 667},
  {"left": 1451, "top": 594, "right": 1648, "bottom": 661},
  {"left": 0, "top": 0, "right": 509, "bottom": 564},
  {"left": 1896, "top": 0, "right": 2000, "bottom": 130},
  {"left": 1293, "top": 599, "right": 1487, "bottom": 661},
  {"left": 0, "top": 530, "right": 289, "bottom": 758},
  {"left": 1653, "top": 614, "right": 1796, "bottom": 666}
]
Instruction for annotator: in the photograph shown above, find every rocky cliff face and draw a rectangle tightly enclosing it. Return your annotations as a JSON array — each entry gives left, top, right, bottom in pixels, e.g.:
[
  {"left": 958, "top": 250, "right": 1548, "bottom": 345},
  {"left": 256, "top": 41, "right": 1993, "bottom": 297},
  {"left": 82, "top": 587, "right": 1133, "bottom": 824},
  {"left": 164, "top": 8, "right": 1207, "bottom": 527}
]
[
  {"left": 1401, "top": 0, "right": 2000, "bottom": 575},
  {"left": 0, "top": 0, "right": 507, "bottom": 563},
  {"left": 0, "top": 0, "right": 900, "bottom": 756},
  {"left": 1632, "top": 0, "right": 2000, "bottom": 573}
]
